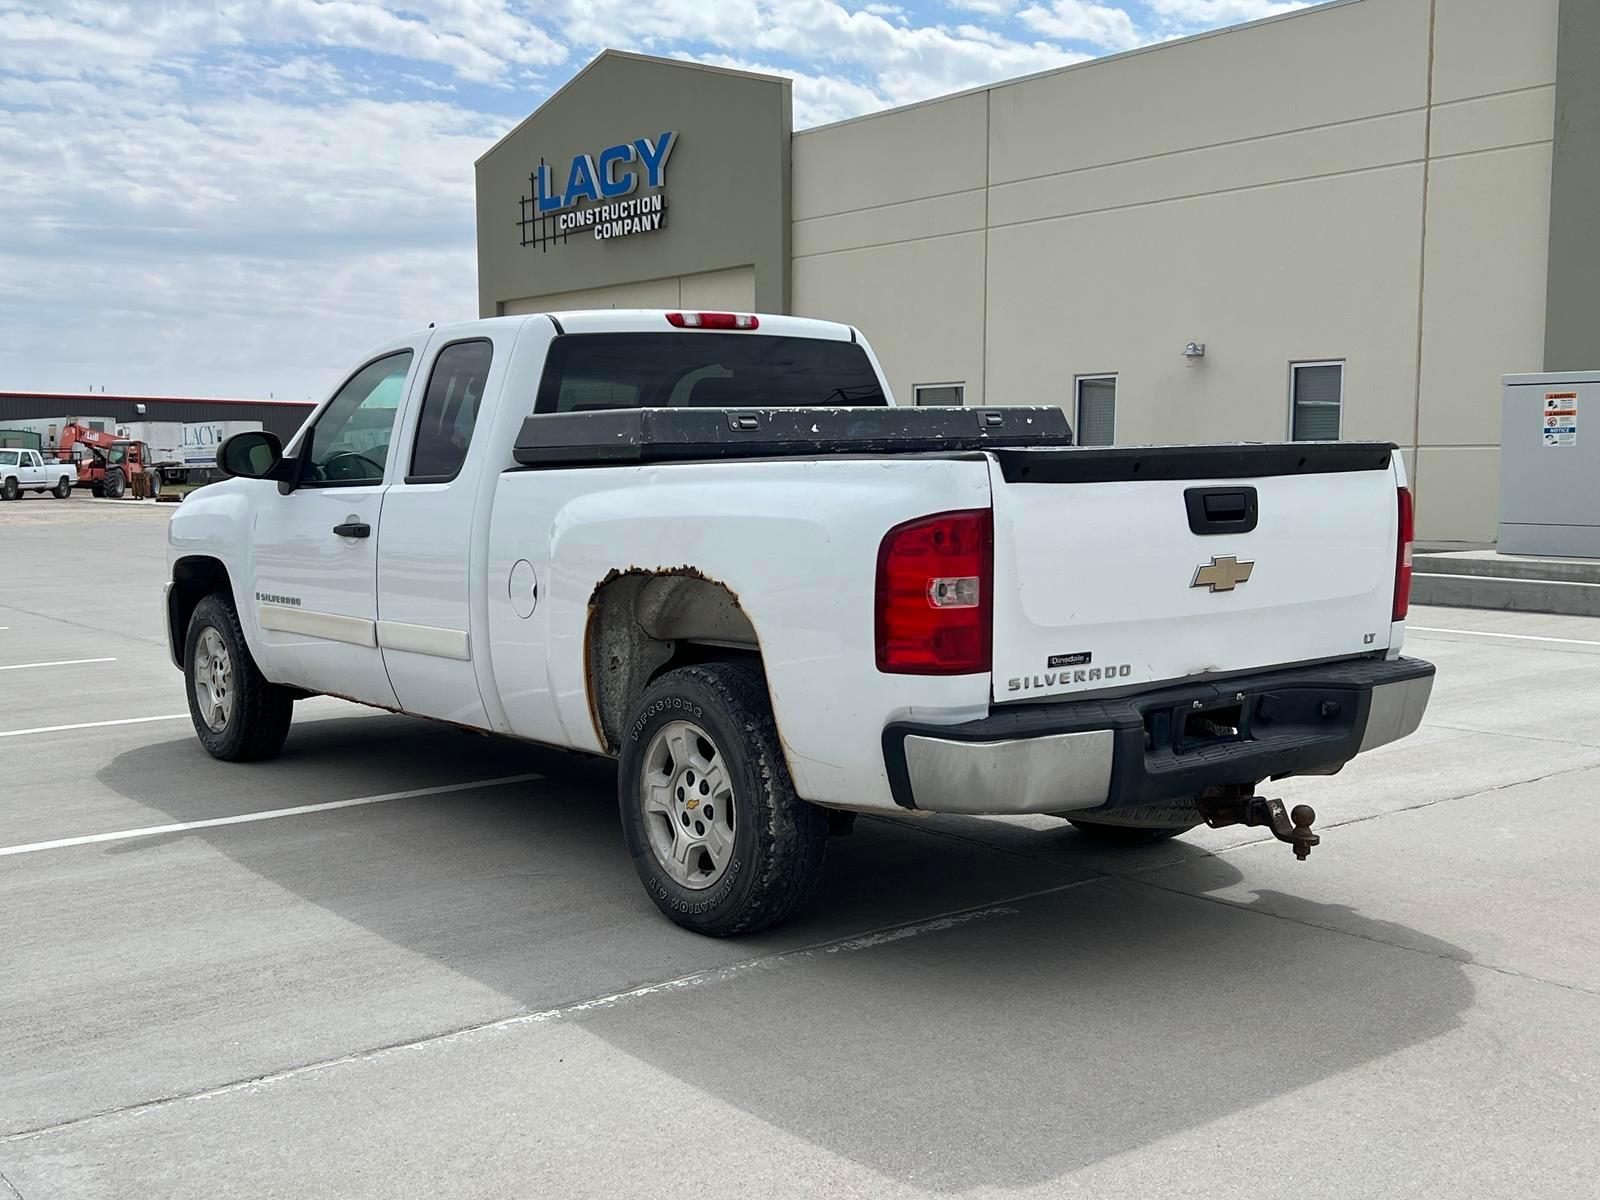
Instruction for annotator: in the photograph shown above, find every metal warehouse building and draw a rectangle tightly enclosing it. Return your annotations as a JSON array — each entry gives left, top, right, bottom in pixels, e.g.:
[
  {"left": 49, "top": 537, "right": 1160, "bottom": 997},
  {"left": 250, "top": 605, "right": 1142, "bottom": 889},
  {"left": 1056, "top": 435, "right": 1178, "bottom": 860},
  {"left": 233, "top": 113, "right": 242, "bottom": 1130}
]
[
  {"left": 475, "top": 0, "right": 1597, "bottom": 543},
  {"left": 0, "top": 392, "right": 315, "bottom": 444}
]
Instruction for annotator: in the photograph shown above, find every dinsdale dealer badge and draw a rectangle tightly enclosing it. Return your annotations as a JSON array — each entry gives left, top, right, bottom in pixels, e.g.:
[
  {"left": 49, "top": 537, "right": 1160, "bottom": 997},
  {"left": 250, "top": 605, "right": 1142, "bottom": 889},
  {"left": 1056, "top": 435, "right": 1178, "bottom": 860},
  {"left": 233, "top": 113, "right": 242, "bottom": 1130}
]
[{"left": 520, "top": 131, "right": 676, "bottom": 248}]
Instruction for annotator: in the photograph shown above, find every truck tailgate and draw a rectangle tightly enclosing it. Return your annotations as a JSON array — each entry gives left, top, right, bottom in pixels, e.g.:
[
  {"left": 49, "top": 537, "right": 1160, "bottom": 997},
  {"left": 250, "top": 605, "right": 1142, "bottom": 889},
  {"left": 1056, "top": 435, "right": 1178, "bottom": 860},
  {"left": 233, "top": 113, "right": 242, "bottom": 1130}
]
[{"left": 987, "top": 443, "right": 1401, "bottom": 703}]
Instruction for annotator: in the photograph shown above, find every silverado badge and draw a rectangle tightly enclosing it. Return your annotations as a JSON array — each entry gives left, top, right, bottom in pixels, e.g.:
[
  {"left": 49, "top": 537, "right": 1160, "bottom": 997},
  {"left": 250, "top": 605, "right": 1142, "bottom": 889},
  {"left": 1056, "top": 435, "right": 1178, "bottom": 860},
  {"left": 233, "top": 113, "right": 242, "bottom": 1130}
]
[{"left": 1191, "top": 555, "right": 1254, "bottom": 592}]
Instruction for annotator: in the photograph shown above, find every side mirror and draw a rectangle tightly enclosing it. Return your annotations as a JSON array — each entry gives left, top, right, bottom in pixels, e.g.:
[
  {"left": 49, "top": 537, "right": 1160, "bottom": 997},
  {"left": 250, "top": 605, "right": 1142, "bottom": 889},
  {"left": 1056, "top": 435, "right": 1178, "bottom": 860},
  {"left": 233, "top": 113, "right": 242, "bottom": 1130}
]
[{"left": 217, "top": 430, "right": 286, "bottom": 480}]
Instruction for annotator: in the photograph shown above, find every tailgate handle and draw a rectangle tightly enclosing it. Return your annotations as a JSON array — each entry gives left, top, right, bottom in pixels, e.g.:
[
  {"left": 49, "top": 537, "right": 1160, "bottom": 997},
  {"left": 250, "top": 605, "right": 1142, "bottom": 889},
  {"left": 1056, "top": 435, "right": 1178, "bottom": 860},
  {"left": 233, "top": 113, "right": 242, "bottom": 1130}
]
[{"left": 1186, "top": 486, "right": 1258, "bottom": 535}]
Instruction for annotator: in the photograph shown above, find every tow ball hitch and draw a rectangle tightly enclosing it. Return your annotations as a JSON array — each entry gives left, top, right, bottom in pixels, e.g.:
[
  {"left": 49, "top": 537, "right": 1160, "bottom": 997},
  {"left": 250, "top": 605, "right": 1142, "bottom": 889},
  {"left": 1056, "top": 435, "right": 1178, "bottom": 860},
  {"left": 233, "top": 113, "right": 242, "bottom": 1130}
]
[{"left": 1197, "top": 795, "right": 1320, "bottom": 861}]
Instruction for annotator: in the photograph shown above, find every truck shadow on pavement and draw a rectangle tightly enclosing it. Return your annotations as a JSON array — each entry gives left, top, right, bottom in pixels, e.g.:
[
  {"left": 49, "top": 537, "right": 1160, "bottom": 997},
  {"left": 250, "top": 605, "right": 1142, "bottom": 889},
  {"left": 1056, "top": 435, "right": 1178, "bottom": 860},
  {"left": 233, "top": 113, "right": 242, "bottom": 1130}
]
[{"left": 94, "top": 712, "right": 1477, "bottom": 1192}]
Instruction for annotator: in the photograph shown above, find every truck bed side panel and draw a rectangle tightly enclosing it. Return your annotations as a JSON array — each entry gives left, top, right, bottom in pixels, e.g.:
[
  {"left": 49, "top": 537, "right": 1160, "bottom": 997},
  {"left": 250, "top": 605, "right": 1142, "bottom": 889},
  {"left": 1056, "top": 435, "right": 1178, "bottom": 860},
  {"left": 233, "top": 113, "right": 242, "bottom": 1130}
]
[{"left": 486, "top": 456, "right": 995, "bottom": 811}]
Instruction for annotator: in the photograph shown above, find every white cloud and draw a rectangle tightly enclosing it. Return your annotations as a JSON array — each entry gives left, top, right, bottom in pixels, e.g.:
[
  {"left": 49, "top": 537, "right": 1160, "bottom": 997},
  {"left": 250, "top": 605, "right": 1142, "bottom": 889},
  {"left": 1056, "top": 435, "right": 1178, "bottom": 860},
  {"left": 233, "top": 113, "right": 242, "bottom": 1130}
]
[
  {"left": 0, "top": 1, "right": 567, "bottom": 86},
  {"left": 0, "top": 0, "right": 1319, "bottom": 396},
  {"left": 556, "top": 0, "right": 1084, "bottom": 108},
  {"left": 673, "top": 52, "right": 888, "bottom": 128},
  {"left": 1017, "top": 0, "right": 1143, "bottom": 50},
  {"left": 0, "top": 66, "right": 503, "bottom": 395},
  {"left": 1147, "top": 0, "right": 1308, "bottom": 24}
]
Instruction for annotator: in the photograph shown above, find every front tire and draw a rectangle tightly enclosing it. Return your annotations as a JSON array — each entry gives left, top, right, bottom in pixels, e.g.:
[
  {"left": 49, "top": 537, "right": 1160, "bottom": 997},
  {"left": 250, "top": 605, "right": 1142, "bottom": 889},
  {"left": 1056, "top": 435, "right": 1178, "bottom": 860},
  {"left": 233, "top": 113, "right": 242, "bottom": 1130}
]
[
  {"left": 0, "top": 476, "right": 16, "bottom": 501},
  {"left": 184, "top": 593, "right": 295, "bottom": 761},
  {"left": 618, "top": 662, "right": 828, "bottom": 936},
  {"left": 104, "top": 468, "right": 125, "bottom": 499}
]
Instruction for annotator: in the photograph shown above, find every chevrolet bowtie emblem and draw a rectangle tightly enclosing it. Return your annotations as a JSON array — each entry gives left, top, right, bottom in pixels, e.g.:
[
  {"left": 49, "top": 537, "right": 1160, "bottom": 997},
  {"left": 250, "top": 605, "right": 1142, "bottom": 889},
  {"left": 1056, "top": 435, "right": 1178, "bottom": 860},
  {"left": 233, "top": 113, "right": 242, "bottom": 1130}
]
[{"left": 1191, "top": 555, "right": 1255, "bottom": 592}]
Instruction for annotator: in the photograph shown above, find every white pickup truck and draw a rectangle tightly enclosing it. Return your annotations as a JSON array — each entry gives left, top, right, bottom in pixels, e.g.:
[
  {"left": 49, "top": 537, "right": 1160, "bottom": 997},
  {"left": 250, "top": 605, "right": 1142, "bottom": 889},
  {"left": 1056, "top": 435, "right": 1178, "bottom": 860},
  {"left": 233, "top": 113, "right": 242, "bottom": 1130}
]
[
  {"left": 0, "top": 448, "right": 75, "bottom": 501},
  {"left": 166, "top": 310, "right": 1434, "bottom": 934}
]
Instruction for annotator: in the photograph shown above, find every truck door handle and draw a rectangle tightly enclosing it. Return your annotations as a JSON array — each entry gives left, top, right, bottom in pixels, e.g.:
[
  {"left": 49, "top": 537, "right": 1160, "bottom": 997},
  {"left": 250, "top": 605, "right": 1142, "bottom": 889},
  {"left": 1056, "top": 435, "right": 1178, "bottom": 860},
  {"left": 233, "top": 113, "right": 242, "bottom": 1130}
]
[{"left": 333, "top": 521, "right": 370, "bottom": 539}]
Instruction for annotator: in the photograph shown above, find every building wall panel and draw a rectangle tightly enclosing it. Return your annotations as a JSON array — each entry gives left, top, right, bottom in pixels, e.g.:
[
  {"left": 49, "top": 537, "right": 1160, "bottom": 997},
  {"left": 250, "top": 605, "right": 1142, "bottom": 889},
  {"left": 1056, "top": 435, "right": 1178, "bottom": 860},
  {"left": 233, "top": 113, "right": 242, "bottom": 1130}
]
[
  {"left": 791, "top": 232, "right": 986, "bottom": 407},
  {"left": 984, "top": 164, "right": 1424, "bottom": 448},
  {"left": 791, "top": 94, "right": 987, "bottom": 221},
  {"left": 1417, "top": 143, "right": 1552, "bottom": 448},
  {"left": 1430, "top": 0, "right": 1559, "bottom": 105},
  {"left": 987, "top": 0, "right": 1430, "bottom": 185}
]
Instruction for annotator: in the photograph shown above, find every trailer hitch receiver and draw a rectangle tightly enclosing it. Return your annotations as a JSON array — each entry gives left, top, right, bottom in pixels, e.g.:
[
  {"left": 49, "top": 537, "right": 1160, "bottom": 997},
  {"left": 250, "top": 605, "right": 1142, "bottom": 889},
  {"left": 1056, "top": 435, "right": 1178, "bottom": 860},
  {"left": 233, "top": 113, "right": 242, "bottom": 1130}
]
[{"left": 1197, "top": 795, "right": 1320, "bottom": 860}]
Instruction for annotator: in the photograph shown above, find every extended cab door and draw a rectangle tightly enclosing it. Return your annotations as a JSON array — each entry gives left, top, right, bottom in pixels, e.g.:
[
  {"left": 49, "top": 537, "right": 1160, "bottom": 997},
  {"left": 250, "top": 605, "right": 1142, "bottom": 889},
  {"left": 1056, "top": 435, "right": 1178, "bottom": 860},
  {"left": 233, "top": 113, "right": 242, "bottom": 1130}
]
[
  {"left": 248, "top": 345, "right": 424, "bottom": 705},
  {"left": 375, "top": 334, "right": 503, "bottom": 724}
]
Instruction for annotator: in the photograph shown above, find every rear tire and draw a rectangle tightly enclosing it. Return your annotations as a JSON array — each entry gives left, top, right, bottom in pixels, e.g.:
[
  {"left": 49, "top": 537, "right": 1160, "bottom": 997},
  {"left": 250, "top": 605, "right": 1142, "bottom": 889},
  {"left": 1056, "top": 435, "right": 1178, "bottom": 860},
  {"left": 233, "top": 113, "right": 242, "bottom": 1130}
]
[
  {"left": 148, "top": 471, "right": 163, "bottom": 497},
  {"left": 53, "top": 476, "right": 72, "bottom": 499},
  {"left": 618, "top": 661, "right": 828, "bottom": 936},
  {"left": 0, "top": 476, "right": 16, "bottom": 501},
  {"left": 184, "top": 593, "right": 295, "bottom": 762}
]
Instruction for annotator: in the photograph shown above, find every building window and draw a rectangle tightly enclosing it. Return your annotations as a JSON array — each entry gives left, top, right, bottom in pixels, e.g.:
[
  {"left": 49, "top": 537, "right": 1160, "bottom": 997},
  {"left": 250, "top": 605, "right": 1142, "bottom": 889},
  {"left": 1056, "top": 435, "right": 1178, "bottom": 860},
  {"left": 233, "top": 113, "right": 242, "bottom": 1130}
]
[
  {"left": 1075, "top": 375, "right": 1117, "bottom": 446},
  {"left": 914, "top": 383, "right": 964, "bottom": 407},
  {"left": 1291, "top": 361, "right": 1343, "bottom": 441}
]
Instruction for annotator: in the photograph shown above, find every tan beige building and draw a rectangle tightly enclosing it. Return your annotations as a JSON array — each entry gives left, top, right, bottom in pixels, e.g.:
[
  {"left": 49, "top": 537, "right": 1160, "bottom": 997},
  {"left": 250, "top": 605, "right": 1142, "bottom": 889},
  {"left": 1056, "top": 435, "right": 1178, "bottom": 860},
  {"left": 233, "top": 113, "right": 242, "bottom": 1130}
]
[{"left": 476, "top": 0, "right": 1597, "bottom": 542}]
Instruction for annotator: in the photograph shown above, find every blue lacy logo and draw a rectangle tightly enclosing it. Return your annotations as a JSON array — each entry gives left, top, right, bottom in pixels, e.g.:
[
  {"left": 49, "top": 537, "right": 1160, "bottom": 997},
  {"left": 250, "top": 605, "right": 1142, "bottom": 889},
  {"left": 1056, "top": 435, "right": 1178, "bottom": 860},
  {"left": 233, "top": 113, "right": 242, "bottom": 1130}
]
[{"left": 520, "top": 132, "right": 676, "bottom": 250}]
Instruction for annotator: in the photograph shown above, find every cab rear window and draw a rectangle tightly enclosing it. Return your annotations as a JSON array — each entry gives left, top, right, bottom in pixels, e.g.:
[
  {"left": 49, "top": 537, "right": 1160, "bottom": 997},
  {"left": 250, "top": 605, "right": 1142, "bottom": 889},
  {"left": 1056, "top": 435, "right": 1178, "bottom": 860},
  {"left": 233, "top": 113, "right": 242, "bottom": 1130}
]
[{"left": 535, "top": 333, "right": 887, "bottom": 413}]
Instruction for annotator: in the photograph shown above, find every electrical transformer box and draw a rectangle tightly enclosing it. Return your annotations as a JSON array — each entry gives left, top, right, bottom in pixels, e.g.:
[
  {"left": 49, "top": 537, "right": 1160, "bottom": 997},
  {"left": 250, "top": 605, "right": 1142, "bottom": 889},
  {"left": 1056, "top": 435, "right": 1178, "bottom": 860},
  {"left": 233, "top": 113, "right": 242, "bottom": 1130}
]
[{"left": 1499, "top": 372, "right": 1600, "bottom": 557}]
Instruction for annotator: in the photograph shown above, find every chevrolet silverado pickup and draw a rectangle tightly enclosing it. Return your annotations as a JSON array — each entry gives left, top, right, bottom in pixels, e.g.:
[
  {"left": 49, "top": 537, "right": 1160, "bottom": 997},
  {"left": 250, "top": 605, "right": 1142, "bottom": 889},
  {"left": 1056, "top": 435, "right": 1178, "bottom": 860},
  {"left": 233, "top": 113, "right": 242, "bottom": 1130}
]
[{"left": 166, "top": 310, "right": 1434, "bottom": 935}]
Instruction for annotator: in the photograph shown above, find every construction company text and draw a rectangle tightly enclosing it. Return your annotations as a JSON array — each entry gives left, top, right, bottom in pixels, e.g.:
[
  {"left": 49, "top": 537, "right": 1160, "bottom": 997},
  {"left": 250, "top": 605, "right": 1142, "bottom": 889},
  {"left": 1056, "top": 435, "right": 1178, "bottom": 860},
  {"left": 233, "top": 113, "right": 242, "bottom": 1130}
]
[
  {"left": 532, "top": 131, "right": 676, "bottom": 244},
  {"left": 558, "top": 194, "right": 664, "bottom": 240}
]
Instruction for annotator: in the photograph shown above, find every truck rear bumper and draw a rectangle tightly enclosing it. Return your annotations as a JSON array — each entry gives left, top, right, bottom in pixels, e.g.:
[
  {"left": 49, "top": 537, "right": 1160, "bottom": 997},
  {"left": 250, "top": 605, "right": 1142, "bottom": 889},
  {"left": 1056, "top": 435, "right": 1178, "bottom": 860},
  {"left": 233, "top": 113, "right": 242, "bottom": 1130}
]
[{"left": 883, "top": 656, "right": 1434, "bottom": 816}]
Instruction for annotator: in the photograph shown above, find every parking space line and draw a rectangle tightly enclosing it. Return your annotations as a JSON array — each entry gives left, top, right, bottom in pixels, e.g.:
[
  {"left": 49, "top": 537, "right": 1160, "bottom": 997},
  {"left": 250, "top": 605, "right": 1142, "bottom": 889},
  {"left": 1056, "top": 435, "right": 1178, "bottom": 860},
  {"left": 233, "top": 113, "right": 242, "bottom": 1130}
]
[
  {"left": 1410, "top": 626, "right": 1600, "bottom": 648},
  {"left": 0, "top": 714, "right": 190, "bottom": 739},
  {"left": 0, "top": 657, "right": 117, "bottom": 671},
  {"left": 0, "top": 773, "right": 544, "bottom": 858}
]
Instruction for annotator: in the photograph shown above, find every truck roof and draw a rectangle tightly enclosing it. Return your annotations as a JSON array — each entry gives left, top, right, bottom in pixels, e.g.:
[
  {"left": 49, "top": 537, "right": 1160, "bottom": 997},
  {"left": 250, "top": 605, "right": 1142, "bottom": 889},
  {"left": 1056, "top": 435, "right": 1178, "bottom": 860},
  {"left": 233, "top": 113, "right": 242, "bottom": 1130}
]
[{"left": 394, "top": 310, "right": 858, "bottom": 348}]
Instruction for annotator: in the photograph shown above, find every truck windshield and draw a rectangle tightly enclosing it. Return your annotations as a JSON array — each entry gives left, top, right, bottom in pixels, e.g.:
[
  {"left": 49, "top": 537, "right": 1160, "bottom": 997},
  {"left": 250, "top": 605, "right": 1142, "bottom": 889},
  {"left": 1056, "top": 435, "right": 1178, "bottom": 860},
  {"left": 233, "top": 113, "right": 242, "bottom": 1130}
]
[{"left": 535, "top": 333, "right": 887, "bottom": 413}]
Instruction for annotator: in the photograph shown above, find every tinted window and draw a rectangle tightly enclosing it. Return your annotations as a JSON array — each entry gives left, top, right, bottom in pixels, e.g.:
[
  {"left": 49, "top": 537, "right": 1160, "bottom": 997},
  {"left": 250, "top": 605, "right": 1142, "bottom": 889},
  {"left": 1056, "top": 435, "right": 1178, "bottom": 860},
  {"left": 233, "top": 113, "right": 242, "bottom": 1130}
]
[
  {"left": 1075, "top": 376, "right": 1116, "bottom": 446},
  {"left": 1291, "top": 362, "right": 1343, "bottom": 441},
  {"left": 410, "top": 340, "right": 492, "bottom": 481},
  {"left": 536, "top": 333, "right": 887, "bottom": 413},
  {"left": 304, "top": 352, "right": 413, "bottom": 484}
]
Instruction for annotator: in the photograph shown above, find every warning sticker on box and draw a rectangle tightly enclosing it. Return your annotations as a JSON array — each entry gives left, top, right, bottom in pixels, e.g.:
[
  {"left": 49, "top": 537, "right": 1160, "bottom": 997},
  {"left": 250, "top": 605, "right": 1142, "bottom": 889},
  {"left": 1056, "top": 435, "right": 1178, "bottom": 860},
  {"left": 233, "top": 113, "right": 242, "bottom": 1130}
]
[{"left": 1543, "top": 393, "right": 1578, "bottom": 446}]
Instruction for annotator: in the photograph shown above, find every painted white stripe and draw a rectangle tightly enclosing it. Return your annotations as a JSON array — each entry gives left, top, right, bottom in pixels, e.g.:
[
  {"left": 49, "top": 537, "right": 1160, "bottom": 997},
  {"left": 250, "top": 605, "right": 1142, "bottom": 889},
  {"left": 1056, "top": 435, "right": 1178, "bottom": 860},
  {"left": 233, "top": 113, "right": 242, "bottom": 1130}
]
[
  {"left": 0, "top": 656, "right": 116, "bottom": 671},
  {"left": 0, "top": 772, "right": 543, "bottom": 858},
  {"left": 1410, "top": 626, "right": 1600, "bottom": 648},
  {"left": 0, "top": 713, "right": 189, "bottom": 739},
  {"left": 258, "top": 604, "right": 375, "bottom": 648},
  {"left": 377, "top": 619, "right": 470, "bottom": 661}
]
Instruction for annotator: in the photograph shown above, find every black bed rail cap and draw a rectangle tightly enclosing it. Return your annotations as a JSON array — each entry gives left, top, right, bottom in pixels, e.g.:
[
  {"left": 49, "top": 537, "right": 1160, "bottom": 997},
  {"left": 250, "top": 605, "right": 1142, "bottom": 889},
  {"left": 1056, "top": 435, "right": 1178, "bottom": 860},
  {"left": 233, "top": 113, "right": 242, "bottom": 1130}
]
[
  {"left": 513, "top": 405, "right": 1073, "bottom": 468},
  {"left": 992, "top": 441, "right": 1396, "bottom": 484}
]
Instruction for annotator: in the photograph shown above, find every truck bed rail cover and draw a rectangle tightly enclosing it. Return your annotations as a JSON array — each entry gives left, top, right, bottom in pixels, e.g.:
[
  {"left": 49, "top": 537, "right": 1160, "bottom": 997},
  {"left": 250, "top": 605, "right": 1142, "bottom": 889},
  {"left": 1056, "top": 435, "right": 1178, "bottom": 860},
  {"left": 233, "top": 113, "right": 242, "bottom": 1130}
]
[
  {"left": 993, "top": 441, "right": 1395, "bottom": 483},
  {"left": 512, "top": 406, "right": 1073, "bottom": 467}
]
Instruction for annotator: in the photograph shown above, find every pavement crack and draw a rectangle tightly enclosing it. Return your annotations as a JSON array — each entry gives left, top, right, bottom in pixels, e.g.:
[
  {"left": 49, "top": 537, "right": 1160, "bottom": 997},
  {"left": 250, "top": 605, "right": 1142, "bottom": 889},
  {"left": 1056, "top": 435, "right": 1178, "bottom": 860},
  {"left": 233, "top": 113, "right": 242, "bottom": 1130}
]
[
  {"left": 0, "top": 601, "right": 165, "bottom": 647},
  {"left": 0, "top": 875, "right": 1097, "bottom": 1147},
  {"left": 1423, "top": 720, "right": 1600, "bottom": 751},
  {"left": 1121, "top": 869, "right": 1600, "bottom": 1002},
  {"left": 0, "top": 1166, "right": 24, "bottom": 1200}
]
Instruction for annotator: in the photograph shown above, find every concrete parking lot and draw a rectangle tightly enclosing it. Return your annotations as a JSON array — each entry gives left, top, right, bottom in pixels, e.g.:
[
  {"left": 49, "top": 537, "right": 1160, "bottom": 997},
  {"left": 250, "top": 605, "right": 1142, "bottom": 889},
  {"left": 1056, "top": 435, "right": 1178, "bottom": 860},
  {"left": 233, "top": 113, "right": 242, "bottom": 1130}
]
[{"left": 2, "top": 493, "right": 1598, "bottom": 1198}]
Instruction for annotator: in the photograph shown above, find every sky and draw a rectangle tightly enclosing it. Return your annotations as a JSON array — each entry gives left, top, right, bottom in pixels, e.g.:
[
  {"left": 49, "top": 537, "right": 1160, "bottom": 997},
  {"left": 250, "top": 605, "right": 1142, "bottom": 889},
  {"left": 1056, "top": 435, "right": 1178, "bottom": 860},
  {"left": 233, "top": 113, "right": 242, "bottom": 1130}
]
[{"left": 0, "top": 0, "right": 1308, "bottom": 400}]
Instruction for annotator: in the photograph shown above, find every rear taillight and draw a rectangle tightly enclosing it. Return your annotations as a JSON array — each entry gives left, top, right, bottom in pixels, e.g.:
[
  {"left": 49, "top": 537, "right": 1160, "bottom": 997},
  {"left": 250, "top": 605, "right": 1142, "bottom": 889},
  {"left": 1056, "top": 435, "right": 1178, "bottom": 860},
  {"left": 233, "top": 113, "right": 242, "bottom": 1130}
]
[
  {"left": 665, "top": 311, "right": 759, "bottom": 330},
  {"left": 1393, "top": 485, "right": 1414, "bottom": 621},
  {"left": 875, "top": 509, "right": 992, "bottom": 674}
]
